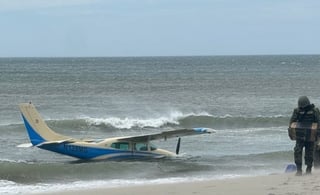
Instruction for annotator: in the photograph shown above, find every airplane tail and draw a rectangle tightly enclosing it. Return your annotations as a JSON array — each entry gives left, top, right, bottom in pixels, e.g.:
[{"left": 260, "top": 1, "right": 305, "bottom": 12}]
[{"left": 19, "top": 103, "right": 69, "bottom": 146}]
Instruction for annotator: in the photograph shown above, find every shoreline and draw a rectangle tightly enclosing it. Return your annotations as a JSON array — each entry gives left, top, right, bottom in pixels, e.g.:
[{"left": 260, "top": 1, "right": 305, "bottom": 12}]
[{"left": 37, "top": 170, "right": 320, "bottom": 195}]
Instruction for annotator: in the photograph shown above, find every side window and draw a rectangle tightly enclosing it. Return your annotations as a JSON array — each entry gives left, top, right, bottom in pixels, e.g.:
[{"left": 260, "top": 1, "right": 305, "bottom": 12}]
[
  {"left": 119, "top": 143, "right": 129, "bottom": 150},
  {"left": 111, "top": 142, "right": 129, "bottom": 150},
  {"left": 135, "top": 143, "right": 148, "bottom": 151}
]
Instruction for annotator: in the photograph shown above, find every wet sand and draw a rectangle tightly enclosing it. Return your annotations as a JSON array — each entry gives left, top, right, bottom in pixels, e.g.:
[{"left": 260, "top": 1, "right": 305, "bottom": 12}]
[{"left": 38, "top": 170, "right": 320, "bottom": 195}]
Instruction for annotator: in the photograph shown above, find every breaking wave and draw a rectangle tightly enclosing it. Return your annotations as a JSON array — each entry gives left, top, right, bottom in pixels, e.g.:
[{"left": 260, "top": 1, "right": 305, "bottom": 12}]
[
  {"left": 4, "top": 112, "right": 290, "bottom": 131},
  {"left": 83, "top": 113, "right": 289, "bottom": 130},
  {"left": 57, "top": 115, "right": 288, "bottom": 131},
  {"left": 84, "top": 111, "right": 211, "bottom": 129}
]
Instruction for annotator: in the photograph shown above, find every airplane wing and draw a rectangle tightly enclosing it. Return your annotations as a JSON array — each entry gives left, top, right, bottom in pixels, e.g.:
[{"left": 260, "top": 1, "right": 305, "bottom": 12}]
[{"left": 118, "top": 128, "right": 214, "bottom": 142}]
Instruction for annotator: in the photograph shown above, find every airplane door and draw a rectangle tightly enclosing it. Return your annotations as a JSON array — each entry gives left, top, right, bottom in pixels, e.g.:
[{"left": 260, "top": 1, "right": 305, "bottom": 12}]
[{"left": 133, "top": 142, "right": 148, "bottom": 156}]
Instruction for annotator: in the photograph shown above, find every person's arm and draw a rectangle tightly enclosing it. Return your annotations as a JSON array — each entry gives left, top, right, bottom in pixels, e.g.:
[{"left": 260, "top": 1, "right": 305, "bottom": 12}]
[
  {"left": 289, "top": 108, "right": 298, "bottom": 125},
  {"left": 314, "top": 107, "right": 320, "bottom": 137},
  {"left": 288, "top": 108, "right": 299, "bottom": 140}
]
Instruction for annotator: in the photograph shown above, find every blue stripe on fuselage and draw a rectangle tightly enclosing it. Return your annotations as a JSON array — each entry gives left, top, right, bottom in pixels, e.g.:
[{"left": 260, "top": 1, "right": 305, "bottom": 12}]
[
  {"left": 21, "top": 114, "right": 46, "bottom": 145},
  {"left": 39, "top": 143, "right": 119, "bottom": 159},
  {"left": 39, "top": 143, "right": 163, "bottom": 160}
]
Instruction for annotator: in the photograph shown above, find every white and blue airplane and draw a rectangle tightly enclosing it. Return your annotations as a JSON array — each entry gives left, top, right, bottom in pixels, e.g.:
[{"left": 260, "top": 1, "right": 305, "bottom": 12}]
[{"left": 18, "top": 103, "right": 214, "bottom": 160}]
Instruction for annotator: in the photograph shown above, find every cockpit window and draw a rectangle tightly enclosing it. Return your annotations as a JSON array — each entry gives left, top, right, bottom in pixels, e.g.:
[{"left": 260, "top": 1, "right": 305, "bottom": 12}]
[
  {"left": 150, "top": 143, "right": 157, "bottom": 151},
  {"left": 111, "top": 142, "right": 129, "bottom": 150},
  {"left": 134, "top": 143, "right": 148, "bottom": 151}
]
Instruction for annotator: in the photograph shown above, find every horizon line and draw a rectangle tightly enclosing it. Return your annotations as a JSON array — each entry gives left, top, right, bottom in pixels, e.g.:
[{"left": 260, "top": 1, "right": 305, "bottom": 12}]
[{"left": 0, "top": 53, "right": 319, "bottom": 59}]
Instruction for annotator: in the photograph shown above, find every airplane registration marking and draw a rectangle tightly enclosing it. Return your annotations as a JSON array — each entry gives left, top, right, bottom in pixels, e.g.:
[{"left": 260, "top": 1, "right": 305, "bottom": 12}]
[{"left": 64, "top": 144, "right": 88, "bottom": 153}]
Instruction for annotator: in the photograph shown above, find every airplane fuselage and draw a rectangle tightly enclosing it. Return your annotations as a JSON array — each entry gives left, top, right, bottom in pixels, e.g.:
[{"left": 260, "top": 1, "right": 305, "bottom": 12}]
[{"left": 38, "top": 138, "right": 176, "bottom": 160}]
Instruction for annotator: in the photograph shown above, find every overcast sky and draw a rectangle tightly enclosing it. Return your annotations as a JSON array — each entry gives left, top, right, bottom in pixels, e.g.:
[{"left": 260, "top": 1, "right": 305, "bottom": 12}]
[{"left": 0, "top": 0, "right": 319, "bottom": 57}]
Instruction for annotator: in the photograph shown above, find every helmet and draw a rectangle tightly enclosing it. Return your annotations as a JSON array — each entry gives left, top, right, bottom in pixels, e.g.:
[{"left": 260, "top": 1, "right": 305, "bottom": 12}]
[{"left": 298, "top": 96, "right": 310, "bottom": 108}]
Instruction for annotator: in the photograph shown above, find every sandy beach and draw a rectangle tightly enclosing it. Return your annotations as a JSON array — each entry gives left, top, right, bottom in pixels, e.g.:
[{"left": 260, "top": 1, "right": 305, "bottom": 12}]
[{"left": 38, "top": 169, "right": 320, "bottom": 195}]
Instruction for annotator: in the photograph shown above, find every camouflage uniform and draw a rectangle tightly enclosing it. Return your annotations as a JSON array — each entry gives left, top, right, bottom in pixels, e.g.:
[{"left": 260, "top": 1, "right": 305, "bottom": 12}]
[{"left": 289, "top": 96, "right": 319, "bottom": 175}]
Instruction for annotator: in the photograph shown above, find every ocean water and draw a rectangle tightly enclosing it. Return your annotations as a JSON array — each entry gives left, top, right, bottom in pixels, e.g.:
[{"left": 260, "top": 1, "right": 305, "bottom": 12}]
[{"left": 1, "top": 55, "right": 320, "bottom": 194}]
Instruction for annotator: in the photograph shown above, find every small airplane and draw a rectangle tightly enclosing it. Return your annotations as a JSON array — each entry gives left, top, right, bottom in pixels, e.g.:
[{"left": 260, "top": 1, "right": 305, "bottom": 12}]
[{"left": 18, "top": 103, "right": 214, "bottom": 160}]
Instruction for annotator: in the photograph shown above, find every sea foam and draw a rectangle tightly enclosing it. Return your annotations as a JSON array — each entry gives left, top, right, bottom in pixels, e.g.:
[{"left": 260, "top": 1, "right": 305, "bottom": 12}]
[{"left": 85, "top": 111, "right": 212, "bottom": 129}]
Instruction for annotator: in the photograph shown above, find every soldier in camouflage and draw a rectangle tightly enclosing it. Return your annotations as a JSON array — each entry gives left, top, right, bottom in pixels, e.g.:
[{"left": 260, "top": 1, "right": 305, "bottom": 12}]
[{"left": 289, "top": 96, "right": 320, "bottom": 176}]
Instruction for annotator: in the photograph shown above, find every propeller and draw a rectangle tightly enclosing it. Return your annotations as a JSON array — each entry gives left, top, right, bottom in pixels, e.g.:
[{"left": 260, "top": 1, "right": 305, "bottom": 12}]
[{"left": 176, "top": 137, "right": 181, "bottom": 155}]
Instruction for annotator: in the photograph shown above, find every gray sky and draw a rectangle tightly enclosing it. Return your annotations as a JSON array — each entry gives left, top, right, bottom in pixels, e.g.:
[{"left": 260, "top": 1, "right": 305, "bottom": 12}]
[{"left": 0, "top": 0, "right": 319, "bottom": 57}]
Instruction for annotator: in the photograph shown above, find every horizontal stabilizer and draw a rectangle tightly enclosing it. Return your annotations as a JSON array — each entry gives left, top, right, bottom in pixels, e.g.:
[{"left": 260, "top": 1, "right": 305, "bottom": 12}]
[
  {"left": 17, "top": 143, "right": 33, "bottom": 148},
  {"left": 36, "top": 139, "right": 75, "bottom": 147}
]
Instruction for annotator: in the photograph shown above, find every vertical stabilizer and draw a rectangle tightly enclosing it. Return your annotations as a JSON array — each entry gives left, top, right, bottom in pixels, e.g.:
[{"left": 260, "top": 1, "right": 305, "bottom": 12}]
[{"left": 19, "top": 103, "right": 69, "bottom": 145}]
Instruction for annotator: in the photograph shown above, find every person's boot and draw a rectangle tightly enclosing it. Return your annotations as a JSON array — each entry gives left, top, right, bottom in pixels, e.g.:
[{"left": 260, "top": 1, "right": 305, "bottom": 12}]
[
  {"left": 296, "top": 165, "right": 302, "bottom": 176},
  {"left": 306, "top": 166, "right": 312, "bottom": 175}
]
